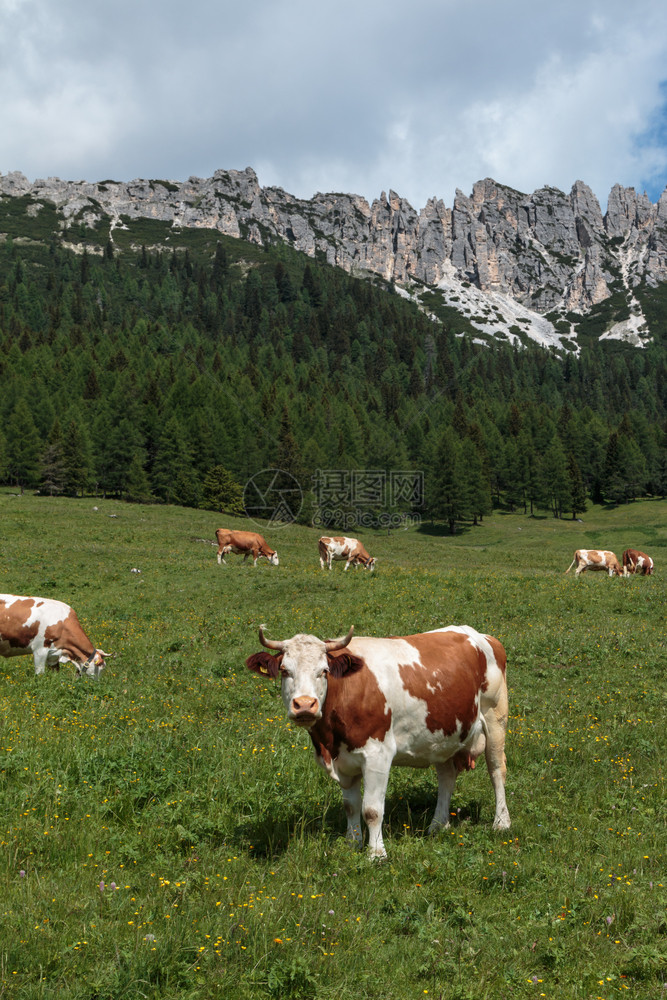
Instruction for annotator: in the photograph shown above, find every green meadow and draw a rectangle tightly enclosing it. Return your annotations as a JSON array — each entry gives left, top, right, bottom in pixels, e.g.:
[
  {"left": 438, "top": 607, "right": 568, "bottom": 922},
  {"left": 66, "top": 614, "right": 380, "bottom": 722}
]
[{"left": 0, "top": 493, "right": 664, "bottom": 1000}]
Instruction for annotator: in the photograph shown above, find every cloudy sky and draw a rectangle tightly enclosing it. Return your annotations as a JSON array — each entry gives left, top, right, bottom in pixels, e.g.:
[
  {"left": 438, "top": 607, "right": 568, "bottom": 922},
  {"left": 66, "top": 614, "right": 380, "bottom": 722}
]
[{"left": 2, "top": 0, "right": 667, "bottom": 212}]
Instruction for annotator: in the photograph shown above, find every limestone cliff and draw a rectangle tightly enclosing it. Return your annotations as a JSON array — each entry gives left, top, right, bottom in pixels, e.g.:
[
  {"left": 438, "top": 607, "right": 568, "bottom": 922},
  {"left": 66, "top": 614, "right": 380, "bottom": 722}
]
[{"left": 2, "top": 166, "right": 665, "bottom": 349}]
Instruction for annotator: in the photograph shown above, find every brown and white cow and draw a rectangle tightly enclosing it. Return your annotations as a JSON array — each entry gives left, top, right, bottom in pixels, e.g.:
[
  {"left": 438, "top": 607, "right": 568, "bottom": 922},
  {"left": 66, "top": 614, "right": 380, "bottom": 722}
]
[
  {"left": 622, "top": 549, "right": 654, "bottom": 576},
  {"left": 246, "top": 624, "right": 510, "bottom": 858},
  {"left": 565, "top": 549, "right": 622, "bottom": 577},
  {"left": 0, "top": 594, "right": 111, "bottom": 677},
  {"left": 215, "top": 529, "right": 279, "bottom": 567},
  {"left": 318, "top": 536, "right": 376, "bottom": 572}
]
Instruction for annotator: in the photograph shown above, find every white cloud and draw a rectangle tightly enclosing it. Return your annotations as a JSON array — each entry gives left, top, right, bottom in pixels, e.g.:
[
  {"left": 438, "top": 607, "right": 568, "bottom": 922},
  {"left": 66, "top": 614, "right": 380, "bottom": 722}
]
[{"left": 1, "top": 0, "right": 667, "bottom": 208}]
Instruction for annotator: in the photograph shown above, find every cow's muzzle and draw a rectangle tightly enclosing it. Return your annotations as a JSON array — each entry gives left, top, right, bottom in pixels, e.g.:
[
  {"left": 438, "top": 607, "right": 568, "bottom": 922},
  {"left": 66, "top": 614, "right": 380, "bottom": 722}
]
[{"left": 290, "top": 695, "right": 320, "bottom": 726}]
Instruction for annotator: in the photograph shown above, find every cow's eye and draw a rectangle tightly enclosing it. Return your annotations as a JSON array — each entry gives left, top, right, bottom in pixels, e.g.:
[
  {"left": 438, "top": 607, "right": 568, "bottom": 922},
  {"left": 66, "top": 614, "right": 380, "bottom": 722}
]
[{"left": 280, "top": 667, "right": 293, "bottom": 678}]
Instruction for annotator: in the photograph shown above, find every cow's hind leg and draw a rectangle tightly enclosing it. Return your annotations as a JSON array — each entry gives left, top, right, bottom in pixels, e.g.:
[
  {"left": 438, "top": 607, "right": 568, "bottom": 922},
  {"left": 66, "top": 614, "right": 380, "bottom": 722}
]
[
  {"left": 429, "top": 759, "right": 457, "bottom": 832},
  {"left": 340, "top": 774, "right": 363, "bottom": 849},
  {"left": 483, "top": 685, "right": 511, "bottom": 831}
]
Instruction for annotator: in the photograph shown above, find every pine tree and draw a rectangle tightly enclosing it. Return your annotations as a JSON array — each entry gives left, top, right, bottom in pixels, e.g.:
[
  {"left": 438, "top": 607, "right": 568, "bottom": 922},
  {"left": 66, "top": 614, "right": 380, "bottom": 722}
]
[
  {"left": 615, "top": 434, "right": 648, "bottom": 502},
  {"left": 41, "top": 418, "right": 66, "bottom": 496},
  {"left": 520, "top": 432, "right": 549, "bottom": 516},
  {"left": 567, "top": 453, "right": 587, "bottom": 519},
  {"left": 543, "top": 438, "right": 570, "bottom": 518},
  {"left": 276, "top": 406, "right": 305, "bottom": 484},
  {"left": 274, "top": 262, "right": 296, "bottom": 303},
  {"left": 7, "top": 398, "right": 42, "bottom": 492},
  {"left": 211, "top": 242, "right": 229, "bottom": 289},
  {"left": 124, "top": 453, "right": 152, "bottom": 503},
  {"left": 430, "top": 428, "right": 469, "bottom": 534},
  {"left": 199, "top": 466, "right": 244, "bottom": 514},
  {"left": 103, "top": 418, "right": 146, "bottom": 497},
  {"left": 152, "top": 416, "right": 198, "bottom": 505},
  {"left": 61, "top": 417, "right": 92, "bottom": 496},
  {"left": 603, "top": 431, "right": 624, "bottom": 503},
  {"left": 502, "top": 439, "right": 527, "bottom": 512},
  {"left": 463, "top": 443, "right": 492, "bottom": 524},
  {"left": 0, "top": 426, "right": 6, "bottom": 483}
]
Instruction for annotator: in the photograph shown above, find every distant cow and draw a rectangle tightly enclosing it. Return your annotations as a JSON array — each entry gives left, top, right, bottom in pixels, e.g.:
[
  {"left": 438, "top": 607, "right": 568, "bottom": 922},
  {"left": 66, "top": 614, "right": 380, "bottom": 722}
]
[
  {"left": 622, "top": 549, "right": 654, "bottom": 576},
  {"left": 246, "top": 623, "right": 510, "bottom": 858},
  {"left": 0, "top": 594, "right": 111, "bottom": 677},
  {"left": 215, "top": 529, "right": 279, "bottom": 567},
  {"left": 318, "top": 536, "right": 376, "bottom": 572},
  {"left": 565, "top": 549, "right": 622, "bottom": 577}
]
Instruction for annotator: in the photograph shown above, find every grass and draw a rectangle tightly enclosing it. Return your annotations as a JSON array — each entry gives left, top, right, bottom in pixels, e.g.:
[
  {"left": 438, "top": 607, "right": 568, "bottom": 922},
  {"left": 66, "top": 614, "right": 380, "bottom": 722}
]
[{"left": 0, "top": 493, "right": 664, "bottom": 999}]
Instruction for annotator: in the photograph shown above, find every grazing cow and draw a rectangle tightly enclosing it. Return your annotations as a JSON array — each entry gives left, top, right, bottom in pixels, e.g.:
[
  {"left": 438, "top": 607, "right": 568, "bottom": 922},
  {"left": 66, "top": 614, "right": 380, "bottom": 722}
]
[
  {"left": 0, "top": 594, "right": 111, "bottom": 677},
  {"left": 215, "top": 529, "right": 279, "bottom": 567},
  {"left": 622, "top": 549, "right": 654, "bottom": 576},
  {"left": 246, "top": 623, "right": 510, "bottom": 858},
  {"left": 318, "top": 536, "right": 376, "bottom": 572},
  {"left": 565, "top": 549, "right": 622, "bottom": 577}
]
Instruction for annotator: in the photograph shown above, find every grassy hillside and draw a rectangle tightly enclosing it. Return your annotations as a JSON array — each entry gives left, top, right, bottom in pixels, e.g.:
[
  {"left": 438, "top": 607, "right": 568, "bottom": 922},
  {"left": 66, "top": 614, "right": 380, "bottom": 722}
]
[{"left": 0, "top": 494, "right": 665, "bottom": 999}]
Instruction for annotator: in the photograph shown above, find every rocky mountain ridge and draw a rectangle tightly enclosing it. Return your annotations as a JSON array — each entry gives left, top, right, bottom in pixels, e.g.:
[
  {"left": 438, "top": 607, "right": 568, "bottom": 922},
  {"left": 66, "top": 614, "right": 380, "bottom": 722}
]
[{"left": 2, "top": 166, "right": 666, "bottom": 350}]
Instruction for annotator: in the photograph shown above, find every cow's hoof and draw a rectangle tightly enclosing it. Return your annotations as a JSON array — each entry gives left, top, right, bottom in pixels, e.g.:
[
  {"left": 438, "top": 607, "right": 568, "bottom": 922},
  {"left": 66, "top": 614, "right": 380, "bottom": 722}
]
[
  {"left": 368, "top": 847, "right": 387, "bottom": 861},
  {"left": 428, "top": 820, "right": 451, "bottom": 835},
  {"left": 492, "top": 815, "right": 511, "bottom": 831}
]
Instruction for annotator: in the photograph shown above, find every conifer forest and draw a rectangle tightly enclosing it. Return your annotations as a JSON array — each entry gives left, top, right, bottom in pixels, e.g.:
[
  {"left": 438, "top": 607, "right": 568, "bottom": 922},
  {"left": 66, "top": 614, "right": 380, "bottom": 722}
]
[{"left": 1, "top": 199, "right": 666, "bottom": 530}]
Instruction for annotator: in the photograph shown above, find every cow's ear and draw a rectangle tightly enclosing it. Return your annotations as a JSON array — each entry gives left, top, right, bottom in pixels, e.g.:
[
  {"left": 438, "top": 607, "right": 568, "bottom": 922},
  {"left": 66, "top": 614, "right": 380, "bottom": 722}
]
[
  {"left": 246, "top": 652, "right": 282, "bottom": 678},
  {"left": 327, "top": 652, "right": 365, "bottom": 678}
]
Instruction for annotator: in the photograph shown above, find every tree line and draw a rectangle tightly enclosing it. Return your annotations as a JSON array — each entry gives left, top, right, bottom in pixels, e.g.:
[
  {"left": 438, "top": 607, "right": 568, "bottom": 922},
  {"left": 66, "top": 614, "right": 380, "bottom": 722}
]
[{"left": 0, "top": 219, "right": 665, "bottom": 531}]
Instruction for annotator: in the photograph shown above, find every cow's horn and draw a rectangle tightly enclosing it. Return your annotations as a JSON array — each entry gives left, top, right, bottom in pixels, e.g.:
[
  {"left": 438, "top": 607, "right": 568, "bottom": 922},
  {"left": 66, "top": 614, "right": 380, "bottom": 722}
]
[
  {"left": 324, "top": 626, "right": 354, "bottom": 652},
  {"left": 98, "top": 649, "right": 114, "bottom": 658},
  {"left": 258, "top": 625, "right": 286, "bottom": 651}
]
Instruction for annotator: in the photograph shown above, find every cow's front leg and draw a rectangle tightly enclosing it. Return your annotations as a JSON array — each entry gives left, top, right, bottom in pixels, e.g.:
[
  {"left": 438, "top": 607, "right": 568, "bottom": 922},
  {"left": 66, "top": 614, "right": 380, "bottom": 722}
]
[
  {"left": 429, "top": 759, "right": 457, "bottom": 832},
  {"left": 32, "top": 647, "right": 51, "bottom": 675},
  {"left": 339, "top": 774, "right": 362, "bottom": 849},
  {"left": 361, "top": 762, "right": 391, "bottom": 859}
]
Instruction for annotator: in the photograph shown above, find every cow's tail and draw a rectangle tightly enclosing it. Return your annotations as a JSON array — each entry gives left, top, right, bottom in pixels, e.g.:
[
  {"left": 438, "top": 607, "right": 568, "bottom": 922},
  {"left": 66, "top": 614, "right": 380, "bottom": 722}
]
[{"left": 565, "top": 558, "right": 576, "bottom": 574}]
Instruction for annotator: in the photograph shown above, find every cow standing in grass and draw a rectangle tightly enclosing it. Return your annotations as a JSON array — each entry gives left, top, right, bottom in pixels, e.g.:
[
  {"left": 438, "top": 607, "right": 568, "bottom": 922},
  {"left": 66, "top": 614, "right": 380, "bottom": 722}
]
[
  {"left": 215, "top": 529, "right": 279, "bottom": 567},
  {"left": 318, "top": 536, "right": 376, "bottom": 572},
  {"left": 246, "top": 623, "right": 510, "bottom": 859},
  {"left": 0, "top": 594, "right": 110, "bottom": 677},
  {"left": 622, "top": 549, "right": 654, "bottom": 576},
  {"left": 565, "top": 549, "right": 622, "bottom": 577}
]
